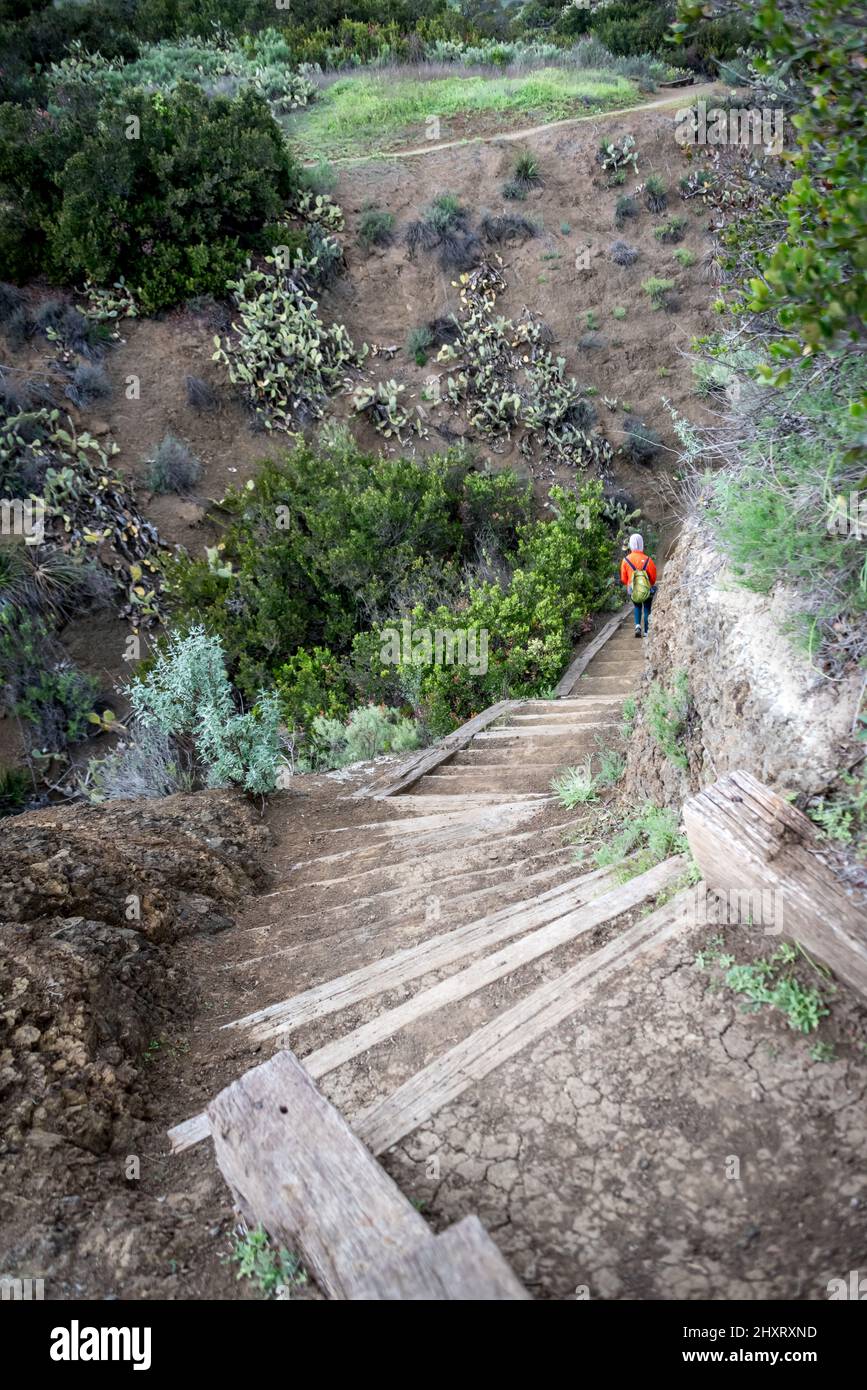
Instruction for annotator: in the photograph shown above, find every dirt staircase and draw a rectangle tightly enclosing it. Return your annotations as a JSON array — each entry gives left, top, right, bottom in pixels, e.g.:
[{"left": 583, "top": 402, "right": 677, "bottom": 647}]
[
  {"left": 169, "top": 612, "right": 670, "bottom": 1163},
  {"left": 405, "top": 617, "right": 644, "bottom": 800}
]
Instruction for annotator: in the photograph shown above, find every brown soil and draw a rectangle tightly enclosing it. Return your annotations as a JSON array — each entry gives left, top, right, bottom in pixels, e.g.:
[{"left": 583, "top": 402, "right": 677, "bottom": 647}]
[
  {"left": 0, "top": 789, "right": 276, "bottom": 1300},
  {"left": 323, "top": 100, "right": 716, "bottom": 515},
  {"left": 8, "top": 99, "right": 848, "bottom": 1304}
]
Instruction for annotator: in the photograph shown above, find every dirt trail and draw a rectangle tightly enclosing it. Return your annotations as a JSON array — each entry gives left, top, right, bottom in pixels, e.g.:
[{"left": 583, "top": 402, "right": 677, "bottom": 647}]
[
  {"left": 325, "top": 82, "right": 725, "bottom": 164},
  {"left": 165, "top": 611, "right": 867, "bottom": 1300}
]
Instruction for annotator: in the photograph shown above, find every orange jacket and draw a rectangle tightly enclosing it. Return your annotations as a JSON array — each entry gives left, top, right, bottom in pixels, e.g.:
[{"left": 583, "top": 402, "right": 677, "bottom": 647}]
[{"left": 620, "top": 551, "right": 657, "bottom": 588}]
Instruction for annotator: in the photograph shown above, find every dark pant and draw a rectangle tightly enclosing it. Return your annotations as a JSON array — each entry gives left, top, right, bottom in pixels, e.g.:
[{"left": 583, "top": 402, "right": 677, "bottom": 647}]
[{"left": 633, "top": 594, "right": 653, "bottom": 632}]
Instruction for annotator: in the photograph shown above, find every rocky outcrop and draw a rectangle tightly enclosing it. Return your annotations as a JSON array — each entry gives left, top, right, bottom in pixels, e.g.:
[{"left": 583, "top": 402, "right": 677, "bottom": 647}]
[
  {"left": 624, "top": 516, "right": 862, "bottom": 809},
  {"left": 0, "top": 789, "right": 268, "bottom": 1154}
]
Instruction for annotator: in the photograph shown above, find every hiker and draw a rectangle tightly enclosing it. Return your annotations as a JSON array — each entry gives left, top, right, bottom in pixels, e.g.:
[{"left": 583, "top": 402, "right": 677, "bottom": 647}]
[{"left": 621, "top": 532, "right": 657, "bottom": 637}]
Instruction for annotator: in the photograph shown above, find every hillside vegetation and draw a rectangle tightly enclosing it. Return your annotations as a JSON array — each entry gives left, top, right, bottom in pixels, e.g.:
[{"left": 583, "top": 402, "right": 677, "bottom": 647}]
[{"left": 0, "top": 0, "right": 864, "bottom": 851}]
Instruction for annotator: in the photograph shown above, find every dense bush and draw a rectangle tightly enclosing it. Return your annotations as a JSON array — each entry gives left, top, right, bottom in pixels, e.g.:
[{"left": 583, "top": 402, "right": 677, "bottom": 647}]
[
  {"left": 0, "top": 82, "right": 301, "bottom": 310},
  {"left": 165, "top": 438, "right": 616, "bottom": 736},
  {"left": 676, "top": 0, "right": 866, "bottom": 396},
  {"left": 301, "top": 704, "right": 421, "bottom": 770}
]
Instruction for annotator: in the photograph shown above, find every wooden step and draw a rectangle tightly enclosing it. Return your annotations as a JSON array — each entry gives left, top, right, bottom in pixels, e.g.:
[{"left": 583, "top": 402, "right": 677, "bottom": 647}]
[
  {"left": 225, "top": 864, "right": 620, "bottom": 1045},
  {"left": 476, "top": 722, "right": 620, "bottom": 739},
  {"left": 302, "top": 857, "right": 686, "bottom": 1081},
  {"left": 353, "top": 881, "right": 696, "bottom": 1156},
  {"left": 410, "top": 771, "right": 562, "bottom": 795}
]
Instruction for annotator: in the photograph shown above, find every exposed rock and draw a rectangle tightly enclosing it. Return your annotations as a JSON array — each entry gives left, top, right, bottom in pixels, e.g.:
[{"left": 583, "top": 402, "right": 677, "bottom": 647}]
[
  {"left": 0, "top": 789, "right": 270, "bottom": 1277},
  {"left": 625, "top": 516, "right": 861, "bottom": 807}
]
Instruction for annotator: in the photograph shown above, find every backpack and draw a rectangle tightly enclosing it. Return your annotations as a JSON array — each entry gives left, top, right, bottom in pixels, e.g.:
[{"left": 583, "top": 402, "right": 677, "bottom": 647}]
[{"left": 625, "top": 555, "right": 652, "bottom": 603}]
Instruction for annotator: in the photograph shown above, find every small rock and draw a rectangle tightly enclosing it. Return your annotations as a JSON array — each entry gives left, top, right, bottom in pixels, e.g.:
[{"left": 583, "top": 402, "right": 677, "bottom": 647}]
[{"left": 13, "top": 1024, "right": 41, "bottom": 1048}]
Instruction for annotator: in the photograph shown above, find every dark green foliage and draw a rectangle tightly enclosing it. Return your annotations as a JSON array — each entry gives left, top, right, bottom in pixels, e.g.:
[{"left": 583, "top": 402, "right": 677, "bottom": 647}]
[
  {"left": 0, "top": 606, "right": 99, "bottom": 754},
  {"left": 166, "top": 439, "right": 615, "bottom": 732},
  {"left": 0, "top": 764, "right": 30, "bottom": 818},
  {"left": 407, "top": 325, "right": 434, "bottom": 365},
  {"left": 654, "top": 215, "right": 687, "bottom": 244},
  {"left": 0, "top": 83, "right": 301, "bottom": 311},
  {"left": 358, "top": 206, "right": 395, "bottom": 249},
  {"left": 614, "top": 194, "right": 638, "bottom": 228},
  {"left": 511, "top": 150, "right": 542, "bottom": 191},
  {"left": 643, "top": 175, "right": 667, "bottom": 213},
  {"left": 165, "top": 441, "right": 470, "bottom": 701}
]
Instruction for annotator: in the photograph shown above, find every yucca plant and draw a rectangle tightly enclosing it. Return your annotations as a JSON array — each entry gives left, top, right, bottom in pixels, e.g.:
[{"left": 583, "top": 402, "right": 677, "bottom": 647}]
[
  {"left": 511, "top": 150, "right": 542, "bottom": 192},
  {"left": 644, "top": 175, "right": 668, "bottom": 213}
]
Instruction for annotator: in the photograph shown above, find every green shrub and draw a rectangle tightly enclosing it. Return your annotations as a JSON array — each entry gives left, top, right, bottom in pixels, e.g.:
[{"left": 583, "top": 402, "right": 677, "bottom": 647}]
[
  {"left": 674, "top": 247, "right": 696, "bottom": 268},
  {"left": 642, "top": 276, "right": 676, "bottom": 310},
  {"left": 621, "top": 415, "right": 662, "bottom": 466},
  {"left": 643, "top": 174, "right": 667, "bottom": 212},
  {"left": 646, "top": 670, "right": 691, "bottom": 769},
  {"left": 0, "top": 764, "right": 30, "bottom": 818},
  {"left": 614, "top": 194, "right": 638, "bottom": 228},
  {"left": 358, "top": 205, "right": 396, "bottom": 249},
  {"left": 166, "top": 440, "right": 615, "bottom": 737},
  {"left": 654, "top": 215, "right": 687, "bottom": 244},
  {"left": 274, "top": 647, "right": 351, "bottom": 729},
  {"left": 0, "top": 607, "right": 98, "bottom": 754},
  {"left": 512, "top": 150, "right": 542, "bottom": 191},
  {"left": 701, "top": 354, "right": 867, "bottom": 671},
  {"left": 407, "top": 325, "right": 435, "bottom": 366},
  {"left": 0, "top": 83, "right": 301, "bottom": 310},
  {"left": 302, "top": 704, "right": 421, "bottom": 770}
]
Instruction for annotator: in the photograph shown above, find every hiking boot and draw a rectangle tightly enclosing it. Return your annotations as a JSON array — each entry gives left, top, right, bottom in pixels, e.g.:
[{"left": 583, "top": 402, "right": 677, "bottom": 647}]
[{"left": 634, "top": 627, "right": 642, "bottom": 638}]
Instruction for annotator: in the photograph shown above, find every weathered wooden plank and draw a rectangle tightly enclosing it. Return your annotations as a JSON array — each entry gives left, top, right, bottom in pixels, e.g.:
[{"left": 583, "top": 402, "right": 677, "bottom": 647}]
[
  {"left": 170, "top": 860, "right": 677, "bottom": 1155},
  {"left": 206, "top": 1050, "right": 529, "bottom": 1299},
  {"left": 356, "top": 1215, "right": 530, "bottom": 1301},
  {"left": 304, "top": 856, "right": 685, "bottom": 1078},
  {"left": 356, "top": 700, "right": 520, "bottom": 799},
  {"left": 354, "top": 883, "right": 695, "bottom": 1156},
  {"left": 168, "top": 1110, "right": 211, "bottom": 1153},
  {"left": 684, "top": 771, "right": 867, "bottom": 999},
  {"left": 225, "top": 864, "right": 618, "bottom": 1042},
  {"left": 207, "top": 1050, "right": 429, "bottom": 1298},
  {"left": 552, "top": 605, "right": 632, "bottom": 698}
]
